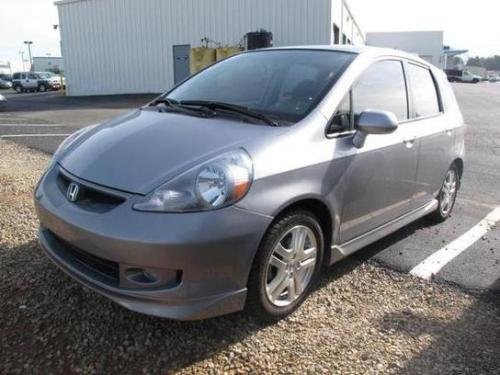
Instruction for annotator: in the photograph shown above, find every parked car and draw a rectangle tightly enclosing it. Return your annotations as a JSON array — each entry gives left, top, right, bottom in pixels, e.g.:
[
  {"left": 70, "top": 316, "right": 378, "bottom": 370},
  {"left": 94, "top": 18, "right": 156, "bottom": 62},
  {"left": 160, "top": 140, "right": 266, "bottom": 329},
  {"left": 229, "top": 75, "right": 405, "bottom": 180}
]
[
  {"left": 445, "top": 69, "right": 481, "bottom": 83},
  {"left": 0, "top": 93, "right": 6, "bottom": 109},
  {"left": 0, "top": 73, "right": 12, "bottom": 82},
  {"left": 35, "top": 46, "right": 465, "bottom": 321},
  {"left": 12, "top": 71, "right": 62, "bottom": 93},
  {"left": 0, "top": 78, "right": 12, "bottom": 89}
]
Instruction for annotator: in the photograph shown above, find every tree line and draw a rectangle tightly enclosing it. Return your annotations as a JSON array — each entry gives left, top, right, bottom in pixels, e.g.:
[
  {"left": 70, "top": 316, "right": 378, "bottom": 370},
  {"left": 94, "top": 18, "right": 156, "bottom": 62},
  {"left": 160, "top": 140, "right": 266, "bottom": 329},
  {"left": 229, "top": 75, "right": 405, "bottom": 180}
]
[{"left": 466, "top": 55, "right": 500, "bottom": 70}]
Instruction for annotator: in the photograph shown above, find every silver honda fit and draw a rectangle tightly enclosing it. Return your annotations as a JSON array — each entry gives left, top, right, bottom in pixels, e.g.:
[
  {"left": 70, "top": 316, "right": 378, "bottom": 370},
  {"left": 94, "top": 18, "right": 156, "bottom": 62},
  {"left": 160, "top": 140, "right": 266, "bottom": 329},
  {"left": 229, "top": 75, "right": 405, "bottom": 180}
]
[{"left": 35, "top": 46, "right": 465, "bottom": 321}]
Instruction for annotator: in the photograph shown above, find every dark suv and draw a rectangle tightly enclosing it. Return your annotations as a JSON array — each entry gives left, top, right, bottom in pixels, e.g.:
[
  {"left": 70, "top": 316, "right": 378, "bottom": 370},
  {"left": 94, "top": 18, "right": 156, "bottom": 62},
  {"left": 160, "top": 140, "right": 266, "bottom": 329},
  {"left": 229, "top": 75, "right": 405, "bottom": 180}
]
[{"left": 12, "top": 72, "right": 62, "bottom": 93}]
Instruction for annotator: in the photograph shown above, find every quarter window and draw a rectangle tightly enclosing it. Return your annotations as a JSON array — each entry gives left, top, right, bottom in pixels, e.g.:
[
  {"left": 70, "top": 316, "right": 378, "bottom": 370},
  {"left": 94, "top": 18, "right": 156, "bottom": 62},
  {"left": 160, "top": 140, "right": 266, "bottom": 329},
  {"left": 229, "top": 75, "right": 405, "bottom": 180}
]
[
  {"left": 352, "top": 60, "right": 408, "bottom": 121},
  {"left": 328, "top": 93, "right": 352, "bottom": 134},
  {"left": 408, "top": 63, "right": 441, "bottom": 117}
]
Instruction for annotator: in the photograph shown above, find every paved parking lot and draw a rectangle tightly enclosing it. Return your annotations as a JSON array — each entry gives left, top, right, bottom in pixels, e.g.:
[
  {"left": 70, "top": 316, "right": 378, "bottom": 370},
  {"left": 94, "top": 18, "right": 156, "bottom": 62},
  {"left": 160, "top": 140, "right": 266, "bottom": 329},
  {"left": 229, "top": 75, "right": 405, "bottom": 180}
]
[{"left": 1, "top": 84, "right": 499, "bottom": 292}]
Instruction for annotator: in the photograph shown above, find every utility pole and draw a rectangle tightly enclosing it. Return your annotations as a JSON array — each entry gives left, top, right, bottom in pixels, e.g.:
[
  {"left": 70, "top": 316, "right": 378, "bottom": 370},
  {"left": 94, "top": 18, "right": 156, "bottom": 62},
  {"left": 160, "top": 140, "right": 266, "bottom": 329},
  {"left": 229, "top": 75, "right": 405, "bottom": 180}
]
[
  {"left": 24, "top": 41, "right": 33, "bottom": 69},
  {"left": 19, "top": 51, "right": 26, "bottom": 71}
]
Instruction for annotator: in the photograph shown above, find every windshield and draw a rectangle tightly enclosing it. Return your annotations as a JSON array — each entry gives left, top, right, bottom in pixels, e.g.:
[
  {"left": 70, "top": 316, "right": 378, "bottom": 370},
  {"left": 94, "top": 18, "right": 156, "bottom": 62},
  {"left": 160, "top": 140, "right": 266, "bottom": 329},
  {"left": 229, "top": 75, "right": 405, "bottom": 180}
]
[
  {"left": 167, "top": 50, "right": 356, "bottom": 123},
  {"left": 39, "top": 72, "right": 55, "bottom": 78}
]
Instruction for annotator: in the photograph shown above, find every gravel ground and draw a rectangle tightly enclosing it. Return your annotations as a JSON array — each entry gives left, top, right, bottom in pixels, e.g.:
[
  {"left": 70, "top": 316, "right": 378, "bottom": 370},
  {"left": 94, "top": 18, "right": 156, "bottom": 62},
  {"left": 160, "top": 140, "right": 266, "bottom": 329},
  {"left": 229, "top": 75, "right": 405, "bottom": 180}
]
[{"left": 1, "top": 139, "right": 499, "bottom": 374}]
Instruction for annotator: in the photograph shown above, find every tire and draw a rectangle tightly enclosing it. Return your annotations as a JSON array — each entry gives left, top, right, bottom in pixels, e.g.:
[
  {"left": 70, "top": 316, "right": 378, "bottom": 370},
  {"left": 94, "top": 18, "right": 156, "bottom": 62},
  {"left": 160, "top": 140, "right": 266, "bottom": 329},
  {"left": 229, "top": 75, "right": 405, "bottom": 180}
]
[
  {"left": 14, "top": 85, "right": 23, "bottom": 93},
  {"left": 428, "top": 164, "right": 460, "bottom": 223},
  {"left": 38, "top": 84, "right": 47, "bottom": 92},
  {"left": 246, "top": 210, "right": 324, "bottom": 321}
]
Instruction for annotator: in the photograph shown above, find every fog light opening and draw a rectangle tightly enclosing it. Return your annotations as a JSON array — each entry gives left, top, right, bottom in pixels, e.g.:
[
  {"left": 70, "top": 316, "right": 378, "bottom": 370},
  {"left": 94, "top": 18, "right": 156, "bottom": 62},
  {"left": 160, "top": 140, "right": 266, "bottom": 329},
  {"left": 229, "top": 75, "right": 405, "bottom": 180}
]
[{"left": 125, "top": 268, "right": 159, "bottom": 284}]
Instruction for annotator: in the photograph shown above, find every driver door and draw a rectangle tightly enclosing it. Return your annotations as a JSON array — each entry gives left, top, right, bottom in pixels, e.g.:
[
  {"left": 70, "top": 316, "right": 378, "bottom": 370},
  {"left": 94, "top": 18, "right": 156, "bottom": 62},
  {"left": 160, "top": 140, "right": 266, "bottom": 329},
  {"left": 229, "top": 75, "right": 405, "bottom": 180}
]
[{"left": 338, "top": 59, "right": 419, "bottom": 243}]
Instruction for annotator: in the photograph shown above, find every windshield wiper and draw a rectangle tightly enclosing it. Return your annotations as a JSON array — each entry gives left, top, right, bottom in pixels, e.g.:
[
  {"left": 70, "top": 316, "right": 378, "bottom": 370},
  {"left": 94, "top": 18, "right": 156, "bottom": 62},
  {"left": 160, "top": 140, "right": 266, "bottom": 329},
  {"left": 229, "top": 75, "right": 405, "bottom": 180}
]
[
  {"left": 149, "top": 97, "right": 180, "bottom": 107},
  {"left": 148, "top": 97, "right": 216, "bottom": 117},
  {"left": 179, "top": 100, "right": 279, "bottom": 127}
]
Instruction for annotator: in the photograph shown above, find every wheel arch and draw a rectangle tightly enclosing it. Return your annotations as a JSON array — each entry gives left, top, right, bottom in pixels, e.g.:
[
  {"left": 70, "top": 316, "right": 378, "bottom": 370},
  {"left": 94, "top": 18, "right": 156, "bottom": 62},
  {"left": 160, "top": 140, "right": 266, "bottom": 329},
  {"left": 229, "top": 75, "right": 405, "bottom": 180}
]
[
  {"left": 452, "top": 158, "right": 464, "bottom": 180},
  {"left": 265, "top": 197, "right": 335, "bottom": 265}
]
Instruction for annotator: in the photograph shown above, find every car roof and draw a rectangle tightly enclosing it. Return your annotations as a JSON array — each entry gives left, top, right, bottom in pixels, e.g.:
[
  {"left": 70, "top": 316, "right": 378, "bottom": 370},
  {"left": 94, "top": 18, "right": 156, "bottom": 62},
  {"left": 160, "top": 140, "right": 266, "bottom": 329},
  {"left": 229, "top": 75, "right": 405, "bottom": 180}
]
[{"left": 255, "top": 45, "right": 433, "bottom": 68}]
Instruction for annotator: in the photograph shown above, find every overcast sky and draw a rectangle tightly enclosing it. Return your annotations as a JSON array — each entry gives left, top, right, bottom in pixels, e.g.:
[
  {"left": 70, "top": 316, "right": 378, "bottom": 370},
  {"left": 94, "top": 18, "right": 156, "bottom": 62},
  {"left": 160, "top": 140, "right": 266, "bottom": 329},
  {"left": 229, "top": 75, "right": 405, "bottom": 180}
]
[{"left": 1, "top": 0, "right": 498, "bottom": 71}]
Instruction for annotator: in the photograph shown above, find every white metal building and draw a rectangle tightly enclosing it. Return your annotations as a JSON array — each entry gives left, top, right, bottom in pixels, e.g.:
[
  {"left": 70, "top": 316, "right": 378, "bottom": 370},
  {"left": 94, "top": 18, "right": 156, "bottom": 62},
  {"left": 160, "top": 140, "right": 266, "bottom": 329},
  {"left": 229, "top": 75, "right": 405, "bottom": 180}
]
[
  {"left": 0, "top": 61, "right": 12, "bottom": 76},
  {"left": 366, "top": 31, "right": 444, "bottom": 68},
  {"left": 56, "top": 0, "right": 364, "bottom": 96},
  {"left": 32, "top": 57, "right": 65, "bottom": 73}
]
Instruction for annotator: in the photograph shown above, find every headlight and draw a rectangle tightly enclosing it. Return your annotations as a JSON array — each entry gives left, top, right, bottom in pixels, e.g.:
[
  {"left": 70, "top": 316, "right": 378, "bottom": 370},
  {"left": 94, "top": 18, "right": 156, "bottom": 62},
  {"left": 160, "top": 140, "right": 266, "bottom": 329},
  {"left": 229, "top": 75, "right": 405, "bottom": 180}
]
[
  {"left": 133, "top": 149, "right": 253, "bottom": 212},
  {"left": 53, "top": 124, "right": 97, "bottom": 158}
]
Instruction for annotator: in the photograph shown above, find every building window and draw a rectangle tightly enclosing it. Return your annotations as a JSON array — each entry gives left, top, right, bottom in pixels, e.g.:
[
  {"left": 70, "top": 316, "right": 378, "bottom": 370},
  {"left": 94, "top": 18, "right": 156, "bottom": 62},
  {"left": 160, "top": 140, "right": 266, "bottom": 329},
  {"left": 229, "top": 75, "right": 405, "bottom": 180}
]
[
  {"left": 343, "top": 34, "right": 347, "bottom": 44},
  {"left": 333, "top": 24, "right": 340, "bottom": 44}
]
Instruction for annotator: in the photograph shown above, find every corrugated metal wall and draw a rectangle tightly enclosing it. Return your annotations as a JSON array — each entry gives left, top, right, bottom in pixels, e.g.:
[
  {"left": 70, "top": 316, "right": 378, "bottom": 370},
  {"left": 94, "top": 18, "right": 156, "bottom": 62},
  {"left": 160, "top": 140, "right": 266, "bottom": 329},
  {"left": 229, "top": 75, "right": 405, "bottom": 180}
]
[{"left": 57, "top": 0, "right": 332, "bottom": 96}]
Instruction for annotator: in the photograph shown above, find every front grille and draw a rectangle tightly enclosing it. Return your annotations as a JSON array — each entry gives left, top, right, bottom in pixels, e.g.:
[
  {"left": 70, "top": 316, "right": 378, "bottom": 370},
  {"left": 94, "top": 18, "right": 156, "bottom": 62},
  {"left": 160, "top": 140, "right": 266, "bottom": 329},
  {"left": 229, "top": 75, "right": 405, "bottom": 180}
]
[
  {"left": 49, "top": 230, "right": 119, "bottom": 285},
  {"left": 57, "top": 169, "right": 125, "bottom": 212}
]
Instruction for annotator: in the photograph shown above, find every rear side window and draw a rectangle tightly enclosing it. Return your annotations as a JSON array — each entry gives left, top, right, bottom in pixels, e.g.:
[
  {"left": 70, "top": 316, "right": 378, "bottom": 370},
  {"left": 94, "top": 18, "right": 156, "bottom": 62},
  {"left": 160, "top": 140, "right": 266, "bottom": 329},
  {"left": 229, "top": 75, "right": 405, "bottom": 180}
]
[
  {"left": 13, "top": 73, "right": 20, "bottom": 80},
  {"left": 408, "top": 64, "right": 441, "bottom": 117},
  {"left": 352, "top": 60, "right": 408, "bottom": 121}
]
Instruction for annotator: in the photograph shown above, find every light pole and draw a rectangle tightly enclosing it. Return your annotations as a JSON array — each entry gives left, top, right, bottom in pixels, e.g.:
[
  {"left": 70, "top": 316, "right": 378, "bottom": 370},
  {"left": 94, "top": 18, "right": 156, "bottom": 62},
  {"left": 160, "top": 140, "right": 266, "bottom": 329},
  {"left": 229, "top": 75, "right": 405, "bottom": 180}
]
[
  {"left": 24, "top": 41, "right": 33, "bottom": 68},
  {"left": 19, "top": 51, "right": 26, "bottom": 71}
]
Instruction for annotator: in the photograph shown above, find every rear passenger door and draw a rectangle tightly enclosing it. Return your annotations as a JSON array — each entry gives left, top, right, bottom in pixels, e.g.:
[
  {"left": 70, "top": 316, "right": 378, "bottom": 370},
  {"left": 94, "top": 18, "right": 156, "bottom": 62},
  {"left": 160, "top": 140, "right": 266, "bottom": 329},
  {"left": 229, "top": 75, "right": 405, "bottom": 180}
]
[
  {"left": 406, "top": 62, "right": 453, "bottom": 209},
  {"left": 339, "top": 59, "right": 419, "bottom": 242}
]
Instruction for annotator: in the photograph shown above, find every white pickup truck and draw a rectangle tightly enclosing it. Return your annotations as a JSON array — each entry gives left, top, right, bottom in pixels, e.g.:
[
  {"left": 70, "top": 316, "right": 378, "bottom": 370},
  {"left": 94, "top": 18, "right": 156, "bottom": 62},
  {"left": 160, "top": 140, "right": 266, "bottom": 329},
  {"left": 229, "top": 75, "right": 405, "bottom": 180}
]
[{"left": 445, "top": 69, "right": 481, "bottom": 83}]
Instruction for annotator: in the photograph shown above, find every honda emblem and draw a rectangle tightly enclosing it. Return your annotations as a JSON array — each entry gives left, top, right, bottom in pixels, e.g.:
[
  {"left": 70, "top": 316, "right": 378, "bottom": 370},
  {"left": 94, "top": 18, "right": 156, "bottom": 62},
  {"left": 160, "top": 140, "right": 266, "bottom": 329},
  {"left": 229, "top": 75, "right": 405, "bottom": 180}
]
[{"left": 66, "top": 182, "right": 80, "bottom": 202}]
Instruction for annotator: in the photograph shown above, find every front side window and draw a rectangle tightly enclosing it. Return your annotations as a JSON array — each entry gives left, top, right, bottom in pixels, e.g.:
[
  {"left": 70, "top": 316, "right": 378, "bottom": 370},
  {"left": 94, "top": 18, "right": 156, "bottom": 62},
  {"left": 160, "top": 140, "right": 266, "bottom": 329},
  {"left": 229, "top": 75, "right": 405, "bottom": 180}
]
[
  {"left": 408, "top": 63, "right": 441, "bottom": 118},
  {"left": 352, "top": 60, "right": 409, "bottom": 122},
  {"left": 28, "top": 73, "right": 37, "bottom": 79},
  {"left": 167, "top": 50, "right": 356, "bottom": 123}
]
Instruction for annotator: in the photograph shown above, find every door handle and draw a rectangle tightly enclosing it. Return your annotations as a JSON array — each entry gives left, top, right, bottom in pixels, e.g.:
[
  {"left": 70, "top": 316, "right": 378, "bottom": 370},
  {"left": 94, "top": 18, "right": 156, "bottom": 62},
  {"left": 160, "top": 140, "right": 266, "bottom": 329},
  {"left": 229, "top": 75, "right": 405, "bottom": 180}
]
[{"left": 403, "top": 136, "right": 416, "bottom": 148}]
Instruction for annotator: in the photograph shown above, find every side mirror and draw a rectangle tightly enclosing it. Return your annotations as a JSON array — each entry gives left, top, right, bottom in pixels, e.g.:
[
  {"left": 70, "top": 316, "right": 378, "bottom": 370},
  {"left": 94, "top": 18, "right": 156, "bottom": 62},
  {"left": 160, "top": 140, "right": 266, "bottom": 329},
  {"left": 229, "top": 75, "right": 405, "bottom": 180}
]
[{"left": 353, "top": 109, "right": 399, "bottom": 148}]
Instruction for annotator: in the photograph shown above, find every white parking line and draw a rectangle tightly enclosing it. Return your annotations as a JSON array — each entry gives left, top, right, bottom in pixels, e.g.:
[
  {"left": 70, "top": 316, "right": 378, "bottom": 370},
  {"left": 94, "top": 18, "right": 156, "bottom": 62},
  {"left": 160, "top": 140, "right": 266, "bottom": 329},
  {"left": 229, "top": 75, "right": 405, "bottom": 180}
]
[
  {"left": 0, "top": 124, "right": 63, "bottom": 127},
  {"left": 0, "top": 134, "right": 70, "bottom": 138},
  {"left": 410, "top": 207, "right": 500, "bottom": 280}
]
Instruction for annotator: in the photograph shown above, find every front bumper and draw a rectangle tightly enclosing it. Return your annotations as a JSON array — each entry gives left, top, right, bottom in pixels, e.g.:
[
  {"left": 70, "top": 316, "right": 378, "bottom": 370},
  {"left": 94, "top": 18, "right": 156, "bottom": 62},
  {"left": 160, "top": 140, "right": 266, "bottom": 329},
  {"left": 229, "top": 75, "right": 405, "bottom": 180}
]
[{"left": 35, "top": 165, "right": 272, "bottom": 320}]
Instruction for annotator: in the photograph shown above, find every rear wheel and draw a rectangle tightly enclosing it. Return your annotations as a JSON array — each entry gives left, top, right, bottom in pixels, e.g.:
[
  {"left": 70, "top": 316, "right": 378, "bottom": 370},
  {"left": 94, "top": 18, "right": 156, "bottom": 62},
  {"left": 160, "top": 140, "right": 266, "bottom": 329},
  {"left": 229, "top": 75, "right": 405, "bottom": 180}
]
[
  {"left": 429, "top": 165, "right": 459, "bottom": 222},
  {"left": 247, "top": 210, "right": 324, "bottom": 321},
  {"left": 14, "top": 85, "right": 23, "bottom": 93}
]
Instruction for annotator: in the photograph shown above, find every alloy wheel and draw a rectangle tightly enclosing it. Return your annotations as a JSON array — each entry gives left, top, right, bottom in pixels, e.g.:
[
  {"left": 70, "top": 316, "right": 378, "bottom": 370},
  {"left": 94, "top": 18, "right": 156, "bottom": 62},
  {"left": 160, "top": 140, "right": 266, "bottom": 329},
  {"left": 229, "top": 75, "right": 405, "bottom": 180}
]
[
  {"left": 440, "top": 169, "right": 457, "bottom": 216},
  {"left": 265, "top": 225, "right": 318, "bottom": 307}
]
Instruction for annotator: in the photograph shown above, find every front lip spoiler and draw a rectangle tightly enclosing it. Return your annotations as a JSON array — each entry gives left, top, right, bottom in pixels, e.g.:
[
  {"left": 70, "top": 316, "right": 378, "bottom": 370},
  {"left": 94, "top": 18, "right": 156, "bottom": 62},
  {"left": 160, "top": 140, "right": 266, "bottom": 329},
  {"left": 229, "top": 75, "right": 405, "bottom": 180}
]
[{"left": 38, "top": 228, "right": 247, "bottom": 321}]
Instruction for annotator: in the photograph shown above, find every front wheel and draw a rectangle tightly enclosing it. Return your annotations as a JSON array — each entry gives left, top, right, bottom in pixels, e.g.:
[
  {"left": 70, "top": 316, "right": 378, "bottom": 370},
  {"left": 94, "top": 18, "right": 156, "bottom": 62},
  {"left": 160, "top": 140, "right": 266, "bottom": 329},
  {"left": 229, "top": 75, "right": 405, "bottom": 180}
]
[
  {"left": 429, "top": 165, "right": 460, "bottom": 222},
  {"left": 246, "top": 210, "right": 324, "bottom": 321},
  {"left": 38, "top": 84, "right": 47, "bottom": 92}
]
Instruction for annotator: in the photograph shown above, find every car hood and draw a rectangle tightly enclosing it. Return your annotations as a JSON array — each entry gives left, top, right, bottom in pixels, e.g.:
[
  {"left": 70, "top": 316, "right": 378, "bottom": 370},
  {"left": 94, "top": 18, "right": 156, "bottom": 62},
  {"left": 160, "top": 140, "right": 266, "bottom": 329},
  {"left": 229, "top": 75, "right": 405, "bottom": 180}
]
[{"left": 59, "top": 109, "right": 285, "bottom": 194}]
